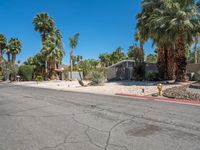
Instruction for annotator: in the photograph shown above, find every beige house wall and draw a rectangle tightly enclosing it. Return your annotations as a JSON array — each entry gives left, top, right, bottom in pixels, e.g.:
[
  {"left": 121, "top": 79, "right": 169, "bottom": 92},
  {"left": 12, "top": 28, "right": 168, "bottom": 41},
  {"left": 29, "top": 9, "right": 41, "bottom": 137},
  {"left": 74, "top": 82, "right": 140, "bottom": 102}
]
[
  {"left": 106, "top": 67, "right": 117, "bottom": 80},
  {"left": 106, "top": 61, "right": 200, "bottom": 81}
]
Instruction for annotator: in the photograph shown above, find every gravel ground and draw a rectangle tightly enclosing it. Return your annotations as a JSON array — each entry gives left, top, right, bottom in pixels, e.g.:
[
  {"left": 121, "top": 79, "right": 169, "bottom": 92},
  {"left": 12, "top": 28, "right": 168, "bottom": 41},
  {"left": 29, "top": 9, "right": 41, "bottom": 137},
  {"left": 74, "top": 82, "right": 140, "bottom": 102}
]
[
  {"left": 163, "top": 85, "right": 200, "bottom": 101},
  {"left": 12, "top": 80, "right": 182, "bottom": 96}
]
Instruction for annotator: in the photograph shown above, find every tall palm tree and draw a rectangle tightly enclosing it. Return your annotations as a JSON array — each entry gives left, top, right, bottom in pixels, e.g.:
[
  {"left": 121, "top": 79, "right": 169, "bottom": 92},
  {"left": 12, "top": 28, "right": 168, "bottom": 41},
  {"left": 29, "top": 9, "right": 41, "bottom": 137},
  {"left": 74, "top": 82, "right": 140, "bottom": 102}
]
[
  {"left": 137, "top": 0, "right": 200, "bottom": 81},
  {"left": 42, "top": 33, "right": 64, "bottom": 74},
  {"left": 8, "top": 38, "right": 22, "bottom": 65},
  {"left": 33, "top": 13, "right": 55, "bottom": 45},
  {"left": 137, "top": 0, "right": 175, "bottom": 80},
  {"left": 0, "top": 34, "right": 7, "bottom": 63},
  {"left": 69, "top": 33, "right": 80, "bottom": 79},
  {"left": 169, "top": 1, "right": 198, "bottom": 81}
]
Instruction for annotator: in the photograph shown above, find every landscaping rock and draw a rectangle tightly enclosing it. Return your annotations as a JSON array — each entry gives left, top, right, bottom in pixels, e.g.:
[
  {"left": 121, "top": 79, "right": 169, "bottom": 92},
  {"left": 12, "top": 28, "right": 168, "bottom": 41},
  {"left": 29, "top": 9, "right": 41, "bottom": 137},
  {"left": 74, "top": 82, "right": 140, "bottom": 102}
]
[{"left": 163, "top": 85, "right": 200, "bottom": 101}]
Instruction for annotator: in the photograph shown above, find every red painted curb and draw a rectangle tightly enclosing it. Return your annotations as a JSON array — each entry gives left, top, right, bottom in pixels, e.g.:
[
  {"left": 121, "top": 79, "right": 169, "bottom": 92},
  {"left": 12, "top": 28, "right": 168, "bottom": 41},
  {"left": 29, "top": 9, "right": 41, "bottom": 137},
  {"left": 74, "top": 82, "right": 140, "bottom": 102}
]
[{"left": 115, "top": 93, "right": 200, "bottom": 105}]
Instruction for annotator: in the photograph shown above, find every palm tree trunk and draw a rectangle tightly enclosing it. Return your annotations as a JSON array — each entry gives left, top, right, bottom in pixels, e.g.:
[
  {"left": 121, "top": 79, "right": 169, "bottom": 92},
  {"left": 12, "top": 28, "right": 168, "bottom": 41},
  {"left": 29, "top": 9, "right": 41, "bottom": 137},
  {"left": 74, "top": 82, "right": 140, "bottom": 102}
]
[
  {"left": 157, "top": 47, "right": 166, "bottom": 80},
  {"left": 175, "top": 33, "right": 188, "bottom": 82},
  {"left": 12, "top": 53, "right": 16, "bottom": 65},
  {"left": 0, "top": 45, "right": 2, "bottom": 63},
  {"left": 54, "top": 59, "right": 57, "bottom": 69},
  {"left": 42, "top": 31, "right": 46, "bottom": 46},
  {"left": 45, "top": 60, "right": 48, "bottom": 74},
  {"left": 70, "top": 50, "right": 74, "bottom": 80},
  {"left": 194, "top": 42, "right": 198, "bottom": 64},
  {"left": 166, "top": 45, "right": 175, "bottom": 80},
  {"left": 70, "top": 58, "right": 73, "bottom": 80},
  {"left": 140, "top": 41, "right": 144, "bottom": 62},
  {"left": 7, "top": 53, "right": 11, "bottom": 64}
]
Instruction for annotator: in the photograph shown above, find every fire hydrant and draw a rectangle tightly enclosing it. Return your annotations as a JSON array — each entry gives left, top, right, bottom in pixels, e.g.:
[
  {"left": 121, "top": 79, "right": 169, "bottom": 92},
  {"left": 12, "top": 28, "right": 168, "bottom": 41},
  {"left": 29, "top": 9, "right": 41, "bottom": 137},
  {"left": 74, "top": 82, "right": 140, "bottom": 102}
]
[{"left": 157, "top": 83, "right": 163, "bottom": 96}]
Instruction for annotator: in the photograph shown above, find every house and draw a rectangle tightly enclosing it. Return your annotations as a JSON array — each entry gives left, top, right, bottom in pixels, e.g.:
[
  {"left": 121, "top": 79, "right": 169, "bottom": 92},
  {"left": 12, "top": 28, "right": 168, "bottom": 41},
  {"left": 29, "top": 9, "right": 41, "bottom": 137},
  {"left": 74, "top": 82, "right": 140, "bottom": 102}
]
[
  {"left": 106, "top": 60, "right": 200, "bottom": 81},
  {"left": 106, "top": 60, "right": 158, "bottom": 81},
  {"left": 55, "top": 64, "right": 83, "bottom": 80}
]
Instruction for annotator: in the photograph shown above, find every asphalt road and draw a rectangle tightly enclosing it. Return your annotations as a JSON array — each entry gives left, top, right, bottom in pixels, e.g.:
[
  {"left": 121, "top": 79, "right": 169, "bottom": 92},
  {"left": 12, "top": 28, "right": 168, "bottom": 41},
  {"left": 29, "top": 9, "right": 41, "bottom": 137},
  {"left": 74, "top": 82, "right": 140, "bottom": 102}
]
[{"left": 0, "top": 83, "right": 200, "bottom": 150}]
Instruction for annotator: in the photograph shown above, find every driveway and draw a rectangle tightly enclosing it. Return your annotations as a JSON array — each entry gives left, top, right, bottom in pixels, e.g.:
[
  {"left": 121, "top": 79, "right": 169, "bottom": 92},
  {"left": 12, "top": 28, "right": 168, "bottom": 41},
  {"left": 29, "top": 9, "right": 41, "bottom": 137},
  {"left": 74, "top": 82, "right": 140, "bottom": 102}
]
[{"left": 0, "top": 83, "right": 200, "bottom": 150}]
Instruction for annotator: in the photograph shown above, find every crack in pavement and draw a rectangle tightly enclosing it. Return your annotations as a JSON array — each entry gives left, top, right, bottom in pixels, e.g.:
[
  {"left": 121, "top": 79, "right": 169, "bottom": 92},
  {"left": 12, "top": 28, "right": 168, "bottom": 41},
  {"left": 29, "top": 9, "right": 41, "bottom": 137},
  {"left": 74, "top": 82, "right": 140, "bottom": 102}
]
[
  {"left": 104, "top": 119, "right": 132, "bottom": 150},
  {"left": 39, "top": 119, "right": 105, "bottom": 150},
  {"left": 85, "top": 126, "right": 105, "bottom": 149},
  {"left": 39, "top": 129, "right": 74, "bottom": 150},
  {"left": 109, "top": 143, "right": 129, "bottom": 150},
  {"left": 72, "top": 116, "right": 109, "bottom": 133}
]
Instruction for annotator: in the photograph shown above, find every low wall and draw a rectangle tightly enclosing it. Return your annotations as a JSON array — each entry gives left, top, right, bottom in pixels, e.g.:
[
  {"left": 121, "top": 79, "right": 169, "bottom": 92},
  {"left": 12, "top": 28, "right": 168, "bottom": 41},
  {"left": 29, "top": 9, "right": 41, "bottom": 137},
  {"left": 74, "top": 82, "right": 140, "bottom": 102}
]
[
  {"left": 61, "top": 71, "right": 83, "bottom": 80},
  {"left": 187, "top": 64, "right": 200, "bottom": 73},
  {"left": 106, "top": 67, "right": 117, "bottom": 80}
]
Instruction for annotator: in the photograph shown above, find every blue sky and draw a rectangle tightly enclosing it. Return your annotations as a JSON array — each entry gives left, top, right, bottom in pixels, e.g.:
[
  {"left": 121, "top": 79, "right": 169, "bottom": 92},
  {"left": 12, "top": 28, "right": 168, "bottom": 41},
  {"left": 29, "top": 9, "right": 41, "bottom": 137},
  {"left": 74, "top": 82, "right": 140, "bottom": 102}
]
[{"left": 0, "top": 0, "right": 154, "bottom": 63}]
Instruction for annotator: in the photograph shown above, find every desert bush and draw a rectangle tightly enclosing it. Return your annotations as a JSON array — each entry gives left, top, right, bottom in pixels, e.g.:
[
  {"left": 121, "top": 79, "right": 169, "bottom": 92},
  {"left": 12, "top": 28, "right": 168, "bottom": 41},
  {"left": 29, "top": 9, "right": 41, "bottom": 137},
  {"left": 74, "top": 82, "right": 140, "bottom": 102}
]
[
  {"left": 0, "top": 72, "right": 3, "bottom": 80},
  {"left": 79, "top": 59, "right": 99, "bottom": 78},
  {"left": 88, "top": 70, "right": 105, "bottom": 86},
  {"left": 1, "top": 64, "right": 19, "bottom": 81},
  {"left": 133, "top": 63, "right": 145, "bottom": 81},
  {"left": 19, "top": 65, "right": 34, "bottom": 81},
  {"left": 35, "top": 75, "right": 43, "bottom": 82}
]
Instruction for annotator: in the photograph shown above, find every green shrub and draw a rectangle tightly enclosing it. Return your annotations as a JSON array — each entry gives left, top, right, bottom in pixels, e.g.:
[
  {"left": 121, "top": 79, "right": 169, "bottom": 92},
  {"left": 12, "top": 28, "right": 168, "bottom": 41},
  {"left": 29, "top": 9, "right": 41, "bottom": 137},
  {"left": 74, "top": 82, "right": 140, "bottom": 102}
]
[
  {"left": 88, "top": 70, "right": 105, "bottom": 86},
  {"left": 194, "top": 71, "right": 200, "bottom": 82},
  {"left": 0, "top": 75, "right": 3, "bottom": 81},
  {"left": 146, "top": 72, "right": 160, "bottom": 81},
  {"left": 19, "top": 65, "right": 34, "bottom": 81},
  {"left": 35, "top": 75, "right": 43, "bottom": 82},
  {"left": 133, "top": 63, "right": 145, "bottom": 81},
  {"left": 0, "top": 71, "right": 3, "bottom": 81}
]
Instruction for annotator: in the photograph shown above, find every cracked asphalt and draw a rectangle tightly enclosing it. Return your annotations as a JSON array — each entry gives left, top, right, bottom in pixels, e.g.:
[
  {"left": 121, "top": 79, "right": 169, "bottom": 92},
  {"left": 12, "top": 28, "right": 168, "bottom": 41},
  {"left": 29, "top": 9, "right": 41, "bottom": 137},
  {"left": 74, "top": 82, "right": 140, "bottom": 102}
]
[{"left": 0, "top": 83, "right": 200, "bottom": 150}]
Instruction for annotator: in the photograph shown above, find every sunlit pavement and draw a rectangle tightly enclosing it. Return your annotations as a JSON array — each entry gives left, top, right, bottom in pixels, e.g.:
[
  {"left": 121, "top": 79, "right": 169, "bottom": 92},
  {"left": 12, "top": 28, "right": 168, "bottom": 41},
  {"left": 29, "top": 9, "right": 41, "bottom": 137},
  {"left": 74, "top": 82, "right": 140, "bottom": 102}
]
[{"left": 0, "top": 83, "right": 200, "bottom": 150}]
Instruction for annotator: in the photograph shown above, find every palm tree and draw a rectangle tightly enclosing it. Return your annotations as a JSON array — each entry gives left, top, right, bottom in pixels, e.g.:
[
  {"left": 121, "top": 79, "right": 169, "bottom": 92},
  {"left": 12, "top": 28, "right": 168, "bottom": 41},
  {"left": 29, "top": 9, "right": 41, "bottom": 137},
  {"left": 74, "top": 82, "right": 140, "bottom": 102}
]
[
  {"left": 42, "top": 33, "right": 64, "bottom": 75},
  {"left": 8, "top": 38, "right": 22, "bottom": 65},
  {"left": 137, "top": 0, "right": 200, "bottom": 81},
  {"left": 137, "top": 0, "right": 175, "bottom": 80},
  {"left": 111, "top": 47, "right": 126, "bottom": 64},
  {"left": 169, "top": 1, "right": 198, "bottom": 81},
  {"left": 99, "top": 54, "right": 105, "bottom": 67},
  {"left": 128, "top": 45, "right": 144, "bottom": 63},
  {"left": 0, "top": 34, "right": 7, "bottom": 63},
  {"left": 33, "top": 13, "right": 55, "bottom": 45},
  {"left": 69, "top": 33, "right": 80, "bottom": 79}
]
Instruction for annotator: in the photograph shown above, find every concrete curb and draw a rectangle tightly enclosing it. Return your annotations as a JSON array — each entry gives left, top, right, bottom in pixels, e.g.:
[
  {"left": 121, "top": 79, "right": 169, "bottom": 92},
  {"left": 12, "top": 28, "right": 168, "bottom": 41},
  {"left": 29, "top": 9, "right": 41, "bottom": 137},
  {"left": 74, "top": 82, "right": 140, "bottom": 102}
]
[{"left": 115, "top": 93, "right": 200, "bottom": 105}]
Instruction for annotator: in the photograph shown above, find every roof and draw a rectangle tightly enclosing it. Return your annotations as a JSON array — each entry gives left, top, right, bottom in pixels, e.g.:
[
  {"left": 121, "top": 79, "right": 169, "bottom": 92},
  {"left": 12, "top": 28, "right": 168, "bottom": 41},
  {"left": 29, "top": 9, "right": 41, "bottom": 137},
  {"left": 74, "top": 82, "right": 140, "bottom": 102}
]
[
  {"left": 106, "top": 60, "right": 135, "bottom": 69},
  {"left": 106, "top": 60, "right": 156, "bottom": 69}
]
